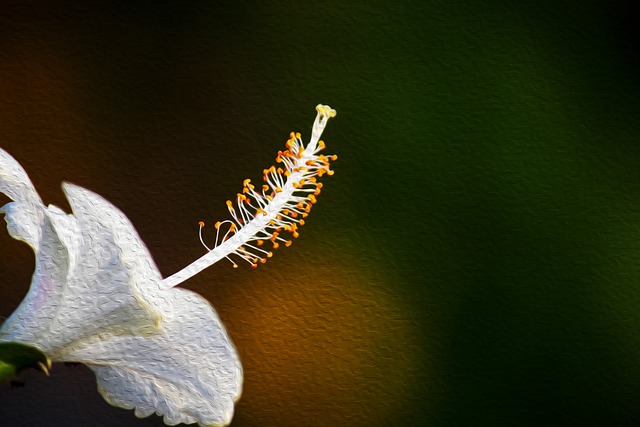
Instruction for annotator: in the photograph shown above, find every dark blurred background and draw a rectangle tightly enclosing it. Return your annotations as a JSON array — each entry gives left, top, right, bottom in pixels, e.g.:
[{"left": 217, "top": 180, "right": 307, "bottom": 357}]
[{"left": 1, "top": 1, "right": 640, "bottom": 426}]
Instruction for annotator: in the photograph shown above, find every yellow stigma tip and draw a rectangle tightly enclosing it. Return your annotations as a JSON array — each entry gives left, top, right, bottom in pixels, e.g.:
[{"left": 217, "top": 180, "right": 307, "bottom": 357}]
[{"left": 315, "top": 104, "right": 337, "bottom": 118}]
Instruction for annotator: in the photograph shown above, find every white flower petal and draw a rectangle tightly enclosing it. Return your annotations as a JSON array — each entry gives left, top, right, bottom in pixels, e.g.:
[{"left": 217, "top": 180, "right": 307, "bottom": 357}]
[
  {"left": 1, "top": 147, "right": 244, "bottom": 426},
  {"left": 0, "top": 211, "right": 69, "bottom": 345},
  {"left": 45, "top": 204, "right": 81, "bottom": 270},
  {"left": 62, "top": 183, "right": 170, "bottom": 320},
  {"left": 0, "top": 148, "right": 43, "bottom": 249},
  {"left": 39, "top": 183, "right": 174, "bottom": 357},
  {"left": 0, "top": 175, "right": 166, "bottom": 357},
  {"left": 64, "top": 289, "right": 242, "bottom": 427}
]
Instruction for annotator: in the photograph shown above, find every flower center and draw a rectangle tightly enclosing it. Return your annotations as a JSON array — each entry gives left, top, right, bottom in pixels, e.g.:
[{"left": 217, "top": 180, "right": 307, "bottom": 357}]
[{"left": 162, "top": 105, "right": 336, "bottom": 287}]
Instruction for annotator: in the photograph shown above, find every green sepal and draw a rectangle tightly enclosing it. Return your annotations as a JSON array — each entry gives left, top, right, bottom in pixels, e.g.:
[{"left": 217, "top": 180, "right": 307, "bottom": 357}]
[{"left": 0, "top": 342, "right": 51, "bottom": 382}]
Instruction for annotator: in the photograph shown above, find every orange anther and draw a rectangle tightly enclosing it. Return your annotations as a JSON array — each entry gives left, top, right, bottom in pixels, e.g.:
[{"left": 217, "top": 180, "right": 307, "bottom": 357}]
[
  {"left": 285, "top": 240, "right": 292, "bottom": 247},
  {"left": 267, "top": 252, "right": 273, "bottom": 258},
  {"left": 257, "top": 240, "right": 264, "bottom": 246},
  {"left": 198, "top": 221, "right": 205, "bottom": 227},
  {"left": 214, "top": 221, "right": 221, "bottom": 229}
]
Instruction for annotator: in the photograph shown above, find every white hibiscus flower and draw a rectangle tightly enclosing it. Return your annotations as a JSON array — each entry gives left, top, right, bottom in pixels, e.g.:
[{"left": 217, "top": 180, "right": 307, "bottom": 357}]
[{"left": 0, "top": 105, "right": 336, "bottom": 426}]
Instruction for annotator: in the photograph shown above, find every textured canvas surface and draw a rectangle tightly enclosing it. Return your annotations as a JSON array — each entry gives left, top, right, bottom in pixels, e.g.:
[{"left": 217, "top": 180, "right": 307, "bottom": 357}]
[{"left": 2, "top": 1, "right": 640, "bottom": 426}]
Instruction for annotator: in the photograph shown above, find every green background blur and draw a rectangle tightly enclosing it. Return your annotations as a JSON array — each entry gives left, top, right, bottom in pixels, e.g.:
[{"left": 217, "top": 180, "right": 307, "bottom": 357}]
[{"left": 1, "top": 1, "right": 640, "bottom": 426}]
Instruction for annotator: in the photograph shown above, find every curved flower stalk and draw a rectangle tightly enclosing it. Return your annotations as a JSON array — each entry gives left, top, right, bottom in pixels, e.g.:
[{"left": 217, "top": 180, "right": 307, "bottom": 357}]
[{"left": 0, "top": 105, "right": 336, "bottom": 426}]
